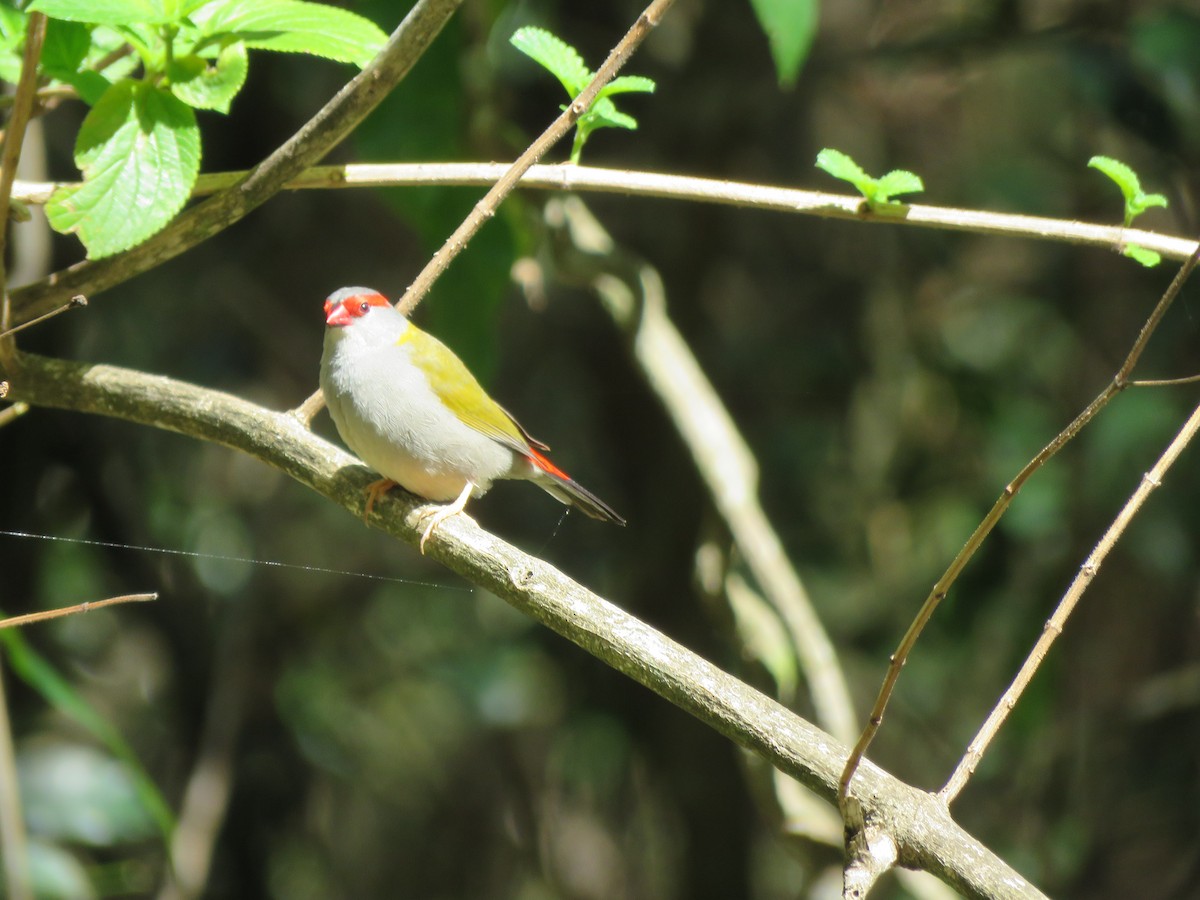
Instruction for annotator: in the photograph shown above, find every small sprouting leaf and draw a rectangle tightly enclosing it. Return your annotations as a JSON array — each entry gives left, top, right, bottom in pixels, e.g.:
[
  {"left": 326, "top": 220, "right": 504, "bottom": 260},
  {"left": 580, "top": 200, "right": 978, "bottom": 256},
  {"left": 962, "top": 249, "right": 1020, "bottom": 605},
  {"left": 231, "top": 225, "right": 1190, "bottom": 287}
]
[
  {"left": 195, "top": 0, "right": 387, "bottom": 67},
  {"left": 587, "top": 97, "right": 638, "bottom": 131},
  {"left": 46, "top": 79, "right": 200, "bottom": 258},
  {"left": 1124, "top": 245, "right": 1161, "bottom": 267},
  {"left": 511, "top": 25, "right": 591, "bottom": 95},
  {"left": 168, "top": 42, "right": 248, "bottom": 112},
  {"left": 512, "top": 25, "right": 654, "bottom": 163},
  {"left": 816, "top": 148, "right": 923, "bottom": 210},
  {"left": 598, "top": 74, "right": 656, "bottom": 98},
  {"left": 748, "top": 0, "right": 818, "bottom": 87},
  {"left": 815, "top": 148, "right": 870, "bottom": 189},
  {"left": 874, "top": 169, "right": 924, "bottom": 202},
  {"left": 27, "top": 0, "right": 176, "bottom": 27},
  {"left": 1088, "top": 155, "right": 1138, "bottom": 199},
  {"left": 1088, "top": 154, "right": 1168, "bottom": 226}
]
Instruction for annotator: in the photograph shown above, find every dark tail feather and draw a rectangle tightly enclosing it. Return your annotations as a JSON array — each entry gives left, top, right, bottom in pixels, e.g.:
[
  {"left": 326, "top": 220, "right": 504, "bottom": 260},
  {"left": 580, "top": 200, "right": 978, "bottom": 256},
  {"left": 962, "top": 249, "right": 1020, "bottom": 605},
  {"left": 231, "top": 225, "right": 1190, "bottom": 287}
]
[
  {"left": 526, "top": 448, "right": 625, "bottom": 525},
  {"left": 535, "top": 470, "right": 626, "bottom": 526}
]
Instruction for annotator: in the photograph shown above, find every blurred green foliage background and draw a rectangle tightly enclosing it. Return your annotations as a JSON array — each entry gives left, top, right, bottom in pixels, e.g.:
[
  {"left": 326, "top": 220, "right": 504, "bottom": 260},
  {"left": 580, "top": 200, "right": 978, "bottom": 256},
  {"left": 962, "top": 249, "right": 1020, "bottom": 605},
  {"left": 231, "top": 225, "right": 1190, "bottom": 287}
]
[{"left": 3, "top": 0, "right": 1200, "bottom": 897}]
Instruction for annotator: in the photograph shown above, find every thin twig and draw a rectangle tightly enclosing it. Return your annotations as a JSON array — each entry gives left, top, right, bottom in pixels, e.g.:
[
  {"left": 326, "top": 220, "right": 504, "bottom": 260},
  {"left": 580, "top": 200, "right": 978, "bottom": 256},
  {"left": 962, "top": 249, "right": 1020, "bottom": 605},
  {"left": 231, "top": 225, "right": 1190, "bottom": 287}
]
[
  {"left": 1130, "top": 374, "right": 1200, "bottom": 388},
  {"left": 837, "top": 240, "right": 1200, "bottom": 806},
  {"left": 940, "top": 396, "right": 1200, "bottom": 803},
  {"left": 0, "top": 11, "right": 47, "bottom": 363},
  {"left": 395, "top": 0, "right": 674, "bottom": 317},
  {"left": 0, "top": 293, "right": 85, "bottom": 339},
  {"left": 6, "top": 0, "right": 466, "bottom": 328},
  {"left": 0, "top": 593, "right": 157, "bottom": 630},
  {"left": 13, "top": 163, "right": 1195, "bottom": 262}
]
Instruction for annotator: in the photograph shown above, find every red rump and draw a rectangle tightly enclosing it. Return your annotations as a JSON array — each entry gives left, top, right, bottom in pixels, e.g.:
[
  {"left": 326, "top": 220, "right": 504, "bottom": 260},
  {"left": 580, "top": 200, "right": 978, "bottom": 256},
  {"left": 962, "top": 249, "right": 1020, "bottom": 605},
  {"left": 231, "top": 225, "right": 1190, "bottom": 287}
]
[{"left": 528, "top": 447, "right": 571, "bottom": 481}]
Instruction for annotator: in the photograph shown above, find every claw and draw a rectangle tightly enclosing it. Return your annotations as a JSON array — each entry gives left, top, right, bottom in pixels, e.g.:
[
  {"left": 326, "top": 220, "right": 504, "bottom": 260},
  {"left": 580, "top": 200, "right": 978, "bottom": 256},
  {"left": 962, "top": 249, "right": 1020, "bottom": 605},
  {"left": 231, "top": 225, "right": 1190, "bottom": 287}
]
[
  {"left": 363, "top": 478, "right": 396, "bottom": 522},
  {"left": 416, "top": 481, "right": 475, "bottom": 554}
]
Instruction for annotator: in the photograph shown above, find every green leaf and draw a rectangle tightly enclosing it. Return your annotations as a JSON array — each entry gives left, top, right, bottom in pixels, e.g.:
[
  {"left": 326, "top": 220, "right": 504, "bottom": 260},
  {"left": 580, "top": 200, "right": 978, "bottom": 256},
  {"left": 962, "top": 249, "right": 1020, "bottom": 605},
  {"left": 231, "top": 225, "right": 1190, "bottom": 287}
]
[
  {"left": 815, "top": 148, "right": 871, "bottom": 190},
  {"left": 511, "top": 25, "right": 591, "bottom": 96},
  {"left": 28, "top": 0, "right": 176, "bottom": 27},
  {"left": 0, "top": 3, "right": 26, "bottom": 84},
  {"left": 1088, "top": 154, "right": 1169, "bottom": 226},
  {"left": 168, "top": 41, "right": 247, "bottom": 112},
  {"left": 0, "top": 627, "right": 175, "bottom": 842},
  {"left": 587, "top": 96, "right": 637, "bottom": 131},
  {"left": 1130, "top": 191, "right": 1168, "bottom": 218},
  {"left": 195, "top": 0, "right": 387, "bottom": 67},
  {"left": 598, "top": 74, "right": 656, "bottom": 98},
  {"left": 0, "top": 3, "right": 26, "bottom": 46},
  {"left": 748, "top": 0, "right": 818, "bottom": 87},
  {"left": 1124, "top": 245, "right": 1161, "bottom": 267},
  {"left": 40, "top": 18, "right": 92, "bottom": 76},
  {"left": 816, "top": 148, "right": 923, "bottom": 209},
  {"left": 874, "top": 169, "right": 924, "bottom": 202},
  {"left": 1088, "top": 155, "right": 1139, "bottom": 199},
  {"left": 46, "top": 79, "right": 200, "bottom": 258}
]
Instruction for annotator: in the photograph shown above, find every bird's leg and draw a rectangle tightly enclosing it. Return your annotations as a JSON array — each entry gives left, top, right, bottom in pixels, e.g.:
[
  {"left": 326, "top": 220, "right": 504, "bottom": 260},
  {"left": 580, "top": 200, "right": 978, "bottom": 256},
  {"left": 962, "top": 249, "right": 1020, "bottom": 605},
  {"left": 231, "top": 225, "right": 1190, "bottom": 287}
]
[
  {"left": 363, "top": 478, "right": 397, "bottom": 522},
  {"left": 417, "top": 481, "right": 475, "bottom": 554}
]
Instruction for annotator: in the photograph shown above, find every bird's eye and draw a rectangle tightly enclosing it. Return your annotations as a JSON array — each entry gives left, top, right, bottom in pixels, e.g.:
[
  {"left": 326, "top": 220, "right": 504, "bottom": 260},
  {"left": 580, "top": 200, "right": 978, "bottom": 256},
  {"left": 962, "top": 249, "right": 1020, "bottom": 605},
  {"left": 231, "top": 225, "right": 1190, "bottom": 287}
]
[{"left": 358, "top": 302, "right": 370, "bottom": 314}]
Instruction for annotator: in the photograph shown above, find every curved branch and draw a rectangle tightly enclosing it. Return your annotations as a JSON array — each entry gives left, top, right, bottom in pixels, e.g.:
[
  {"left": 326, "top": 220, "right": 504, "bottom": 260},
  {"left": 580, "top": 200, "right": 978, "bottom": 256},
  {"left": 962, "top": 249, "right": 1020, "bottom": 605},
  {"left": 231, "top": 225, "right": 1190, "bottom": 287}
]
[
  {"left": 3, "top": 350, "right": 1042, "bottom": 900},
  {"left": 7, "top": 0, "right": 465, "bottom": 327}
]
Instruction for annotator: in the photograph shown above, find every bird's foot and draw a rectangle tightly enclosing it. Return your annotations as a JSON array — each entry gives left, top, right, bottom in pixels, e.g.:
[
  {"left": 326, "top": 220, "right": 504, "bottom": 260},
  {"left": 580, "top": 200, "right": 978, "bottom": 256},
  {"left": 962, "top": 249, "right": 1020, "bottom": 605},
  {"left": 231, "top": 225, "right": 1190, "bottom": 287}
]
[
  {"left": 415, "top": 482, "right": 475, "bottom": 554},
  {"left": 363, "top": 478, "right": 397, "bottom": 522}
]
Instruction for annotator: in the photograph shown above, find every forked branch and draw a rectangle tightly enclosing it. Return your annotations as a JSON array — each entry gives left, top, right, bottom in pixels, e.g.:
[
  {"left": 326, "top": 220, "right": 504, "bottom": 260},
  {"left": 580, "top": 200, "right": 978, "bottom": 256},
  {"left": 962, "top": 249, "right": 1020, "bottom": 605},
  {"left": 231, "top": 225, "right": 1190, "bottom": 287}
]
[{"left": 838, "top": 242, "right": 1200, "bottom": 806}]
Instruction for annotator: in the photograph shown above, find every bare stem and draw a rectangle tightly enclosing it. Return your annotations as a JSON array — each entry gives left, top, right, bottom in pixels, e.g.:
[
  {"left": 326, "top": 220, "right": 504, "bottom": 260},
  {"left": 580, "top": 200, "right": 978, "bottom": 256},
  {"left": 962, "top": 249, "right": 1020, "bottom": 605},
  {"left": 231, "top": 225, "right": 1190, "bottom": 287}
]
[
  {"left": 0, "top": 593, "right": 157, "bottom": 630},
  {"left": 0, "top": 12, "right": 47, "bottom": 363},
  {"left": 940, "top": 396, "right": 1200, "bottom": 802},
  {"left": 0, "top": 294, "right": 85, "bottom": 340},
  {"left": 837, "top": 241, "right": 1200, "bottom": 806},
  {"left": 15, "top": 163, "right": 1195, "bottom": 262}
]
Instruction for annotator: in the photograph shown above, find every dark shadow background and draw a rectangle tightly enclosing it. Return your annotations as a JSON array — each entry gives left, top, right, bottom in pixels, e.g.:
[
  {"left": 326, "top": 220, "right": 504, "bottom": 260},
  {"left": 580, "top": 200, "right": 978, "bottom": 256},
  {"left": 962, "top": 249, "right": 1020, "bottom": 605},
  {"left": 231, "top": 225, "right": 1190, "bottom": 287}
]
[{"left": 2, "top": 1, "right": 1199, "bottom": 897}]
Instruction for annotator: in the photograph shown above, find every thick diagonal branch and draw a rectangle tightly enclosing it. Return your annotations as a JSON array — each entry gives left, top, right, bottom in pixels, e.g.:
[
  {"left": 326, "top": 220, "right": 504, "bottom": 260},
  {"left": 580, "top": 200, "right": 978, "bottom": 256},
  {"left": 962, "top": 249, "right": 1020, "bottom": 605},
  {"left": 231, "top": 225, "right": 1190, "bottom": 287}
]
[{"left": 4, "top": 349, "right": 1042, "bottom": 900}]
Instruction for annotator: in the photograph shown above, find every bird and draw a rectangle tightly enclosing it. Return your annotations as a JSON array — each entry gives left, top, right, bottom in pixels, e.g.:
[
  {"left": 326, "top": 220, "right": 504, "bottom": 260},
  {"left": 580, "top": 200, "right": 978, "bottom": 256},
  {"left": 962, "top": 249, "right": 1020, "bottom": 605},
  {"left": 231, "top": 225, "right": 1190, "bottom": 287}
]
[{"left": 319, "top": 286, "right": 625, "bottom": 552}]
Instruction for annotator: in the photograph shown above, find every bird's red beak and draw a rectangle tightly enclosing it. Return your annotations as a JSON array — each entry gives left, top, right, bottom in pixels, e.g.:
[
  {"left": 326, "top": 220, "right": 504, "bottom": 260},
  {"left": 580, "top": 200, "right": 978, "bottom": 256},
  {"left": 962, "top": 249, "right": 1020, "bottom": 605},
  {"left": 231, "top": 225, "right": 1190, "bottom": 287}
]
[{"left": 325, "top": 301, "right": 354, "bottom": 327}]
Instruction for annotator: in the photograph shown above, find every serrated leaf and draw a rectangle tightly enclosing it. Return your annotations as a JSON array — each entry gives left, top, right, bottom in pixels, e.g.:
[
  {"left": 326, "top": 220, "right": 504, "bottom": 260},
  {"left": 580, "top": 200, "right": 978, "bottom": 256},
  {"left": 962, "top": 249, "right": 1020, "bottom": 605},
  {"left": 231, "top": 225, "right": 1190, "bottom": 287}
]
[
  {"left": 511, "top": 25, "right": 591, "bottom": 95},
  {"left": 1124, "top": 245, "right": 1161, "bottom": 267},
  {"left": 815, "top": 148, "right": 869, "bottom": 187},
  {"left": 875, "top": 169, "right": 924, "bottom": 202},
  {"left": 28, "top": 0, "right": 175, "bottom": 27},
  {"left": 598, "top": 74, "right": 656, "bottom": 97},
  {"left": 168, "top": 41, "right": 247, "bottom": 112},
  {"left": 40, "top": 18, "right": 92, "bottom": 76},
  {"left": 1130, "top": 192, "right": 1168, "bottom": 216},
  {"left": 196, "top": 0, "right": 386, "bottom": 67},
  {"left": 46, "top": 79, "right": 200, "bottom": 258},
  {"left": 1088, "top": 155, "right": 1139, "bottom": 198},
  {"left": 587, "top": 98, "right": 637, "bottom": 131},
  {"left": 749, "top": 0, "right": 818, "bottom": 87}
]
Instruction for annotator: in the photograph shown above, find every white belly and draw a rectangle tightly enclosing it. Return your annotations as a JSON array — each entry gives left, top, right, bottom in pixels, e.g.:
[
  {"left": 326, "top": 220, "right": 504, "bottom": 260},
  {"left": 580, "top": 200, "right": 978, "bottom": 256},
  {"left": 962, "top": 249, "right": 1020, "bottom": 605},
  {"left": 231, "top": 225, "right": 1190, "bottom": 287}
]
[{"left": 320, "top": 332, "right": 518, "bottom": 501}]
